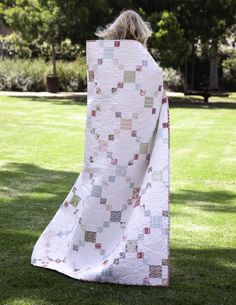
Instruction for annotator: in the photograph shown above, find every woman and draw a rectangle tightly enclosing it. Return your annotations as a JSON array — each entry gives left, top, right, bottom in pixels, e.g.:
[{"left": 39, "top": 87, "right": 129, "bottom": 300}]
[
  {"left": 95, "top": 9, "right": 153, "bottom": 48},
  {"left": 31, "top": 9, "right": 170, "bottom": 287}
]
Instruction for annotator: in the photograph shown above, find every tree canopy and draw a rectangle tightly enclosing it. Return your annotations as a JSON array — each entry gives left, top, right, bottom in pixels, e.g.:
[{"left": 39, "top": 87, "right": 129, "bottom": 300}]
[{"left": 1, "top": 0, "right": 236, "bottom": 87}]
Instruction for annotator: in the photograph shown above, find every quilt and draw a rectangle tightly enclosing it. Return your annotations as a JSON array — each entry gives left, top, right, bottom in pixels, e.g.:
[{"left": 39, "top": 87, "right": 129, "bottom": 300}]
[{"left": 31, "top": 39, "right": 170, "bottom": 286}]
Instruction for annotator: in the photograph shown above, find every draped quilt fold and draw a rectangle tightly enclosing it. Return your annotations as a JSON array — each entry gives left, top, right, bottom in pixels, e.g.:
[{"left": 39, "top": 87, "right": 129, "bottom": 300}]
[{"left": 31, "top": 39, "right": 170, "bottom": 287}]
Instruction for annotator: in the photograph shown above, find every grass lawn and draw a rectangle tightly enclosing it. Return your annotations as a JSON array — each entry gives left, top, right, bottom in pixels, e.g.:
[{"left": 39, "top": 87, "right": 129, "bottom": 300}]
[{"left": 0, "top": 95, "right": 235, "bottom": 305}]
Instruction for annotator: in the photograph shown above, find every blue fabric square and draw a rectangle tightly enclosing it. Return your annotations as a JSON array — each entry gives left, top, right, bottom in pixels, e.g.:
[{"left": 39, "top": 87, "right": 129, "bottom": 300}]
[
  {"left": 103, "top": 47, "right": 114, "bottom": 59},
  {"left": 91, "top": 185, "right": 102, "bottom": 197}
]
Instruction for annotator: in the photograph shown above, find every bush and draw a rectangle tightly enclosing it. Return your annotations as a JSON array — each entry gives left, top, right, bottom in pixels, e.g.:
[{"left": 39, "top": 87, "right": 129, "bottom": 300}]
[
  {"left": 221, "top": 57, "right": 236, "bottom": 91},
  {"left": 0, "top": 33, "right": 83, "bottom": 61},
  {"left": 54, "top": 57, "right": 86, "bottom": 91},
  {"left": 0, "top": 33, "right": 32, "bottom": 58},
  {"left": 0, "top": 56, "right": 86, "bottom": 91},
  {"left": 39, "top": 39, "right": 83, "bottom": 61},
  {"left": 163, "top": 67, "right": 184, "bottom": 91},
  {"left": 0, "top": 58, "right": 47, "bottom": 91}
]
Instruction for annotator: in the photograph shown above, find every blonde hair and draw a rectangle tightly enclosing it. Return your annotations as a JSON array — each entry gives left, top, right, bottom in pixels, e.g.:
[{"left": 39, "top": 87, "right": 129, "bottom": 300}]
[{"left": 95, "top": 9, "right": 153, "bottom": 48}]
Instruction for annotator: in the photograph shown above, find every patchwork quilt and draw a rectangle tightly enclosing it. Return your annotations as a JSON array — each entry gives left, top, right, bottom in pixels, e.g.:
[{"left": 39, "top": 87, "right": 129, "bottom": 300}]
[{"left": 31, "top": 39, "right": 170, "bottom": 286}]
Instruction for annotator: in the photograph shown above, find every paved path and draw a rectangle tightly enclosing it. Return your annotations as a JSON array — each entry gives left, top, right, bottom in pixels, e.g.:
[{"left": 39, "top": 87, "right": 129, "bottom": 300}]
[{"left": 0, "top": 91, "right": 184, "bottom": 98}]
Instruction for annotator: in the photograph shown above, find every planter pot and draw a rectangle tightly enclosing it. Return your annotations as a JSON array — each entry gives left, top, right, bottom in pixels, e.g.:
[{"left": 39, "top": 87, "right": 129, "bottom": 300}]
[{"left": 46, "top": 75, "right": 60, "bottom": 93}]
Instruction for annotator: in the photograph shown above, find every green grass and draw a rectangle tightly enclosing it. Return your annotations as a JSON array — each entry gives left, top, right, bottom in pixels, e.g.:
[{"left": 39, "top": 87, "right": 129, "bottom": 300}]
[{"left": 0, "top": 95, "right": 236, "bottom": 305}]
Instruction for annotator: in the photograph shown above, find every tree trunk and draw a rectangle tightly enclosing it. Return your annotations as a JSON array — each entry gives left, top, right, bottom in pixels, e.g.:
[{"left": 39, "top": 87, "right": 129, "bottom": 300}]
[
  {"left": 184, "top": 55, "right": 188, "bottom": 90},
  {"left": 190, "top": 42, "right": 195, "bottom": 90},
  {"left": 209, "top": 42, "right": 219, "bottom": 90},
  {"left": 52, "top": 42, "right": 56, "bottom": 76}
]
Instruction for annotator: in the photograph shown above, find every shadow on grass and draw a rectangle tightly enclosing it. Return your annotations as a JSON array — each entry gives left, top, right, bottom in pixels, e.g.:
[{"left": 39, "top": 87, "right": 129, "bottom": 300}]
[
  {"left": 172, "top": 189, "right": 236, "bottom": 213},
  {"left": 0, "top": 162, "right": 236, "bottom": 304},
  {"left": 9, "top": 96, "right": 87, "bottom": 106},
  {"left": 8, "top": 95, "right": 236, "bottom": 109},
  {"left": 1, "top": 162, "right": 235, "bottom": 221},
  {"left": 168, "top": 96, "right": 236, "bottom": 109},
  {"left": 0, "top": 162, "right": 80, "bottom": 232},
  {"left": 1, "top": 231, "right": 235, "bottom": 305}
]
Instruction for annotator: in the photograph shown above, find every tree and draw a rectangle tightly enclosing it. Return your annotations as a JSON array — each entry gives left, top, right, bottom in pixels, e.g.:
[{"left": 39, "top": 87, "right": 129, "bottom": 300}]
[
  {"left": 4, "top": 0, "right": 67, "bottom": 77},
  {"left": 200, "top": 0, "right": 236, "bottom": 89},
  {"left": 174, "top": 0, "right": 236, "bottom": 89},
  {"left": 53, "top": 0, "right": 110, "bottom": 48},
  {"left": 147, "top": 11, "right": 190, "bottom": 69},
  {"left": 4, "top": 0, "right": 112, "bottom": 63}
]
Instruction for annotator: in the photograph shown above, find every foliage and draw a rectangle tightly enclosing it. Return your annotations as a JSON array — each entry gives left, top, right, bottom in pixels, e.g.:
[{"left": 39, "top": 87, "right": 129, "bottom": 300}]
[
  {"left": 148, "top": 11, "right": 190, "bottom": 68},
  {"left": 0, "top": 57, "right": 47, "bottom": 91},
  {"left": 0, "top": 56, "right": 86, "bottom": 91},
  {"left": 39, "top": 39, "right": 83, "bottom": 61},
  {"left": 0, "top": 33, "right": 32, "bottom": 58},
  {"left": 52, "top": 57, "right": 86, "bottom": 91},
  {"left": 3, "top": 0, "right": 62, "bottom": 45},
  {"left": 1, "top": 0, "right": 236, "bottom": 87},
  {"left": 173, "top": 0, "right": 236, "bottom": 44},
  {"left": 0, "top": 33, "right": 83, "bottom": 60},
  {"left": 221, "top": 56, "right": 236, "bottom": 90},
  {"left": 3, "top": 0, "right": 110, "bottom": 47},
  {"left": 163, "top": 67, "right": 185, "bottom": 91},
  {"left": 3, "top": 0, "right": 78, "bottom": 76},
  {"left": 54, "top": 0, "right": 110, "bottom": 48}
]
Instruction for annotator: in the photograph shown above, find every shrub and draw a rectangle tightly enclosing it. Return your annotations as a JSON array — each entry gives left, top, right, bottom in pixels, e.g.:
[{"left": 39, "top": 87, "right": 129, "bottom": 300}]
[
  {"left": 0, "top": 33, "right": 32, "bottom": 58},
  {"left": 221, "top": 57, "right": 236, "bottom": 91},
  {"left": 39, "top": 39, "right": 83, "bottom": 61},
  {"left": 52, "top": 56, "right": 86, "bottom": 91},
  {"left": 163, "top": 67, "right": 184, "bottom": 91},
  {"left": 0, "top": 58, "right": 47, "bottom": 91},
  {"left": 0, "top": 56, "right": 86, "bottom": 91},
  {"left": 0, "top": 33, "right": 83, "bottom": 61}
]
